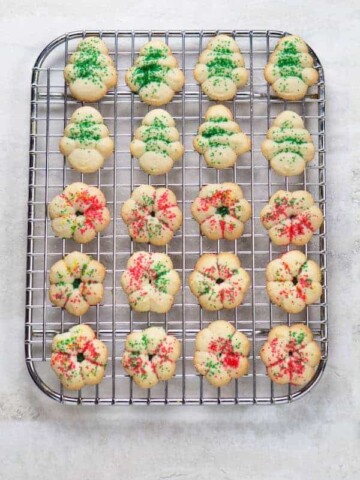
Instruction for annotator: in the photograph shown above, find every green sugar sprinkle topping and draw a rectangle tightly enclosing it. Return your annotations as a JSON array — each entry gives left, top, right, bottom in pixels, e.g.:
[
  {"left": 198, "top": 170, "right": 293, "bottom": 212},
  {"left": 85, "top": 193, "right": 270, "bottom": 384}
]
[
  {"left": 152, "top": 261, "right": 170, "bottom": 293},
  {"left": 72, "top": 278, "right": 82, "bottom": 289},
  {"left": 202, "top": 126, "right": 234, "bottom": 138},
  {"left": 207, "top": 57, "right": 237, "bottom": 79},
  {"left": 69, "top": 119, "right": 101, "bottom": 144},
  {"left": 133, "top": 62, "right": 169, "bottom": 89},
  {"left": 216, "top": 206, "right": 229, "bottom": 217}
]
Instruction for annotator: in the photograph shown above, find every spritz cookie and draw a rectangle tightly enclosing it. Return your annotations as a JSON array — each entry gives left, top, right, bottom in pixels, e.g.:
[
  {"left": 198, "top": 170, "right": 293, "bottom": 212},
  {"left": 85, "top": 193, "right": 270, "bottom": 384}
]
[
  {"left": 191, "top": 183, "right": 251, "bottom": 240},
  {"left": 189, "top": 253, "right": 250, "bottom": 311},
  {"left": 194, "top": 320, "right": 250, "bottom": 387},
  {"left": 260, "top": 190, "right": 323, "bottom": 246},
  {"left": 122, "top": 327, "right": 181, "bottom": 388},
  {"left": 64, "top": 37, "right": 117, "bottom": 102},
  {"left": 51, "top": 324, "right": 108, "bottom": 390},
  {"left": 125, "top": 40, "right": 185, "bottom": 106},
  {"left": 130, "top": 109, "right": 184, "bottom": 175},
  {"left": 121, "top": 185, "right": 182, "bottom": 246},
  {"left": 121, "top": 252, "right": 180, "bottom": 313},
  {"left": 194, "top": 34, "right": 248, "bottom": 100},
  {"left": 264, "top": 35, "right": 318, "bottom": 101},
  {"left": 261, "top": 111, "right": 315, "bottom": 176},
  {"left": 266, "top": 250, "right": 322, "bottom": 314},
  {"left": 60, "top": 106, "right": 114, "bottom": 173},
  {"left": 48, "top": 182, "right": 111, "bottom": 243},
  {"left": 193, "top": 105, "right": 251, "bottom": 169},
  {"left": 260, "top": 324, "right": 321, "bottom": 386}
]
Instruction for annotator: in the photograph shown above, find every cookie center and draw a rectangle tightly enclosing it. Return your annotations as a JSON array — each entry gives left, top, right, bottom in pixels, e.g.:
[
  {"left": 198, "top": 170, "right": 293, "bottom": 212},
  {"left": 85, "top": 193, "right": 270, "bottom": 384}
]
[
  {"left": 288, "top": 350, "right": 293, "bottom": 357},
  {"left": 292, "top": 276, "right": 298, "bottom": 286},
  {"left": 73, "top": 278, "right": 82, "bottom": 289},
  {"left": 216, "top": 206, "right": 229, "bottom": 217},
  {"left": 77, "top": 352, "right": 85, "bottom": 363},
  {"left": 150, "top": 211, "right": 156, "bottom": 218},
  {"left": 289, "top": 214, "right": 296, "bottom": 220},
  {"left": 216, "top": 278, "right": 224, "bottom": 284}
]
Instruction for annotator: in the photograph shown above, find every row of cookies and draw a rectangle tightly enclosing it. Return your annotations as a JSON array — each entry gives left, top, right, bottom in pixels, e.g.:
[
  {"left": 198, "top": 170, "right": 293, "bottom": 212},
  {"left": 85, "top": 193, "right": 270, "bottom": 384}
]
[
  {"left": 51, "top": 321, "right": 321, "bottom": 390},
  {"left": 64, "top": 34, "right": 318, "bottom": 104}
]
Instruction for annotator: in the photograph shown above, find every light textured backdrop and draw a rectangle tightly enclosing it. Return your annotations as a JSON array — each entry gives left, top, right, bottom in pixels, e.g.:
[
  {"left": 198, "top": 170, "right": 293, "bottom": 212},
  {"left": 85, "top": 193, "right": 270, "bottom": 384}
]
[{"left": 0, "top": 1, "right": 359, "bottom": 478}]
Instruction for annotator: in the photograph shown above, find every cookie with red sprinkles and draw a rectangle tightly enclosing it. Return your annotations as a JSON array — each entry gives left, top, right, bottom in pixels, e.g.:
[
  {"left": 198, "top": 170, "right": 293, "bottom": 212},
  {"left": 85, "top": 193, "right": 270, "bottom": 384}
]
[
  {"left": 121, "top": 251, "right": 180, "bottom": 313},
  {"left": 266, "top": 250, "right": 322, "bottom": 314},
  {"left": 189, "top": 252, "right": 250, "bottom": 311},
  {"left": 260, "top": 323, "right": 321, "bottom": 386},
  {"left": 191, "top": 182, "right": 251, "bottom": 240},
  {"left": 49, "top": 251, "right": 106, "bottom": 316},
  {"left": 51, "top": 324, "right": 108, "bottom": 390},
  {"left": 122, "top": 326, "right": 181, "bottom": 388},
  {"left": 48, "top": 182, "right": 111, "bottom": 243},
  {"left": 194, "top": 320, "right": 250, "bottom": 387},
  {"left": 121, "top": 185, "right": 182, "bottom": 245},
  {"left": 260, "top": 190, "right": 323, "bottom": 246}
]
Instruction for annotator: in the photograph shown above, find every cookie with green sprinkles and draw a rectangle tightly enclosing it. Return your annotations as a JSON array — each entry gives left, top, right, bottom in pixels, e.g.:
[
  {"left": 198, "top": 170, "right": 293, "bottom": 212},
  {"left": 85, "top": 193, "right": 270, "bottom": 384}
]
[
  {"left": 261, "top": 110, "right": 315, "bottom": 176},
  {"left": 194, "top": 320, "right": 250, "bottom": 387},
  {"left": 260, "top": 190, "right": 323, "bottom": 246},
  {"left": 260, "top": 323, "right": 321, "bottom": 386},
  {"left": 64, "top": 37, "right": 117, "bottom": 102},
  {"left": 266, "top": 250, "right": 322, "bottom": 314},
  {"left": 121, "top": 251, "right": 181, "bottom": 313},
  {"left": 122, "top": 326, "right": 181, "bottom": 388},
  {"left": 130, "top": 109, "right": 184, "bottom": 175},
  {"left": 194, "top": 105, "right": 251, "bottom": 169},
  {"left": 51, "top": 324, "right": 108, "bottom": 390},
  {"left": 264, "top": 35, "right": 319, "bottom": 101},
  {"left": 60, "top": 106, "right": 114, "bottom": 173},
  {"left": 125, "top": 40, "right": 185, "bottom": 106},
  {"left": 194, "top": 34, "right": 248, "bottom": 101}
]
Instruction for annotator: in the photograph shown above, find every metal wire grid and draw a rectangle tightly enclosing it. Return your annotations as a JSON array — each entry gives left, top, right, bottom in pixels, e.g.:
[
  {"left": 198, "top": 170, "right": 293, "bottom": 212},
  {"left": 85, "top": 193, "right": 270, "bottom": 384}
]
[{"left": 26, "top": 30, "right": 327, "bottom": 405}]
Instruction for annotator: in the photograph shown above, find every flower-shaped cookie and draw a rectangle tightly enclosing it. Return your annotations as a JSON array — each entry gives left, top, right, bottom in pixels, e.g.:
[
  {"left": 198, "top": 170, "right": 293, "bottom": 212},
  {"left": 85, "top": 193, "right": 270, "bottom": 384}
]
[
  {"left": 130, "top": 109, "right": 184, "bottom": 175},
  {"left": 260, "top": 324, "right": 321, "bottom": 386},
  {"left": 193, "top": 105, "right": 251, "bottom": 169},
  {"left": 260, "top": 190, "right": 323, "bottom": 246},
  {"left": 49, "top": 251, "right": 106, "bottom": 316},
  {"left": 266, "top": 250, "right": 322, "bottom": 314},
  {"left": 122, "top": 327, "right": 181, "bottom": 388},
  {"left": 194, "top": 320, "right": 250, "bottom": 387},
  {"left": 194, "top": 34, "right": 248, "bottom": 101},
  {"left": 64, "top": 37, "right": 117, "bottom": 102},
  {"left": 60, "top": 106, "right": 114, "bottom": 173},
  {"left": 51, "top": 324, "right": 108, "bottom": 390},
  {"left": 189, "top": 253, "right": 250, "bottom": 311},
  {"left": 121, "top": 252, "right": 180, "bottom": 313},
  {"left": 125, "top": 40, "right": 185, "bottom": 106},
  {"left": 121, "top": 185, "right": 182, "bottom": 246},
  {"left": 261, "top": 111, "right": 315, "bottom": 176},
  {"left": 191, "top": 183, "right": 251, "bottom": 240},
  {"left": 48, "top": 182, "right": 111, "bottom": 243},
  {"left": 264, "top": 35, "right": 319, "bottom": 101}
]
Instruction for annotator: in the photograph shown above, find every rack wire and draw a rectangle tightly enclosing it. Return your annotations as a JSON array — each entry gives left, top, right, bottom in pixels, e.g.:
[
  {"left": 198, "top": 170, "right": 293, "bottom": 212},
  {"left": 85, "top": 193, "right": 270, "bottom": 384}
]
[{"left": 26, "top": 30, "right": 327, "bottom": 405}]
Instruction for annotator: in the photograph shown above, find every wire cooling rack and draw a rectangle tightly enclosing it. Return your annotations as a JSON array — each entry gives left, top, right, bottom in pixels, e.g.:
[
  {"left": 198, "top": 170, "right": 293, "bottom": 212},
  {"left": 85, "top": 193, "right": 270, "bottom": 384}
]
[{"left": 26, "top": 30, "right": 327, "bottom": 405}]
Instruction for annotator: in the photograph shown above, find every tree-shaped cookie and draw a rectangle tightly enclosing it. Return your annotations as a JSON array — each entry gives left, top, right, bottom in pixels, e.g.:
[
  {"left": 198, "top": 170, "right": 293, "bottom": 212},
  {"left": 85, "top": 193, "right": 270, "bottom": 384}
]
[
  {"left": 130, "top": 109, "right": 184, "bottom": 175},
  {"left": 194, "top": 34, "right": 248, "bottom": 101},
  {"left": 64, "top": 37, "right": 117, "bottom": 102},
  {"left": 261, "top": 111, "right": 314, "bottom": 176},
  {"left": 264, "top": 35, "right": 318, "bottom": 100},
  {"left": 60, "top": 106, "right": 114, "bottom": 173},
  {"left": 125, "top": 40, "right": 185, "bottom": 106},
  {"left": 193, "top": 105, "right": 251, "bottom": 169}
]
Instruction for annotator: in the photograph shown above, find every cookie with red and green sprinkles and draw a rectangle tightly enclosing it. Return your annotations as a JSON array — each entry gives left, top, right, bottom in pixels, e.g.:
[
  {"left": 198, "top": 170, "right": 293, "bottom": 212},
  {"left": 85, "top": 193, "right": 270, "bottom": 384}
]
[
  {"left": 261, "top": 110, "right": 315, "bottom": 176},
  {"left": 121, "top": 251, "right": 180, "bottom": 313},
  {"left": 193, "top": 105, "right": 251, "bottom": 169},
  {"left": 194, "top": 320, "right": 250, "bottom": 387},
  {"left": 260, "top": 323, "right": 321, "bottom": 386},
  {"left": 191, "top": 182, "right": 251, "bottom": 241},
  {"left": 266, "top": 250, "right": 322, "bottom": 314},
  {"left": 49, "top": 251, "right": 106, "bottom": 316},
  {"left": 64, "top": 37, "right": 117, "bottom": 102},
  {"left": 121, "top": 185, "right": 182, "bottom": 245},
  {"left": 125, "top": 40, "right": 185, "bottom": 106},
  {"left": 194, "top": 34, "right": 248, "bottom": 101},
  {"left": 48, "top": 182, "right": 111, "bottom": 244},
  {"left": 122, "top": 326, "right": 181, "bottom": 388},
  {"left": 51, "top": 324, "right": 108, "bottom": 390},
  {"left": 60, "top": 106, "right": 114, "bottom": 174},
  {"left": 189, "top": 252, "right": 250, "bottom": 311},
  {"left": 264, "top": 35, "right": 319, "bottom": 101},
  {"left": 260, "top": 190, "right": 323, "bottom": 246}
]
